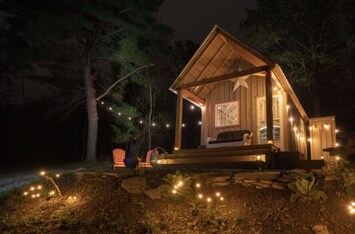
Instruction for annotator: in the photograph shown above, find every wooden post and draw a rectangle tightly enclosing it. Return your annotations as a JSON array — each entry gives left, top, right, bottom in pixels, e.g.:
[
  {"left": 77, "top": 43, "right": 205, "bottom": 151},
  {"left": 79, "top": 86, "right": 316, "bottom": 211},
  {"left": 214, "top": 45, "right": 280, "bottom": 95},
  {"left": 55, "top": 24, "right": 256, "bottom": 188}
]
[
  {"left": 305, "top": 121, "right": 311, "bottom": 160},
  {"left": 265, "top": 68, "right": 273, "bottom": 142},
  {"left": 174, "top": 89, "right": 183, "bottom": 151}
]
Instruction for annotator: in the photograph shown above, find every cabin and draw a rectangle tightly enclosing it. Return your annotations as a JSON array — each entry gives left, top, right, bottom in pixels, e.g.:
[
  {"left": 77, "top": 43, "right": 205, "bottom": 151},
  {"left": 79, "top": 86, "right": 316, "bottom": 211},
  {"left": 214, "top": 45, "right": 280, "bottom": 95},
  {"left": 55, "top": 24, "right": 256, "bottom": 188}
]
[{"left": 158, "top": 26, "right": 337, "bottom": 169}]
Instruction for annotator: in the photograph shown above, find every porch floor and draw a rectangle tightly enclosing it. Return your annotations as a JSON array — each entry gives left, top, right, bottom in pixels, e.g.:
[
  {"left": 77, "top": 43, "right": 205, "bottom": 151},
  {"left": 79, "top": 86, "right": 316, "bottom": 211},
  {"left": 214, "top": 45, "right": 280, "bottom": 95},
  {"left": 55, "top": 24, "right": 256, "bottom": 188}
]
[{"left": 154, "top": 144, "right": 278, "bottom": 170}]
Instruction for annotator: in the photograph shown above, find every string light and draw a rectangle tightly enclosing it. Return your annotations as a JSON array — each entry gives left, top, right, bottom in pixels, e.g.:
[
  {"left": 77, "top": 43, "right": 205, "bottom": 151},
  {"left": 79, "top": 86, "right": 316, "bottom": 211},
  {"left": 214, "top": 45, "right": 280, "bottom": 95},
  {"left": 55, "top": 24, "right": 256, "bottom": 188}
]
[
  {"left": 215, "top": 192, "right": 220, "bottom": 197},
  {"left": 309, "top": 126, "right": 313, "bottom": 131},
  {"left": 182, "top": 123, "right": 186, "bottom": 127},
  {"left": 166, "top": 124, "right": 170, "bottom": 128},
  {"left": 118, "top": 112, "right": 121, "bottom": 116},
  {"left": 198, "top": 121, "right": 202, "bottom": 125},
  {"left": 152, "top": 122, "right": 156, "bottom": 127},
  {"left": 190, "top": 105, "right": 195, "bottom": 110},
  {"left": 198, "top": 194, "right": 203, "bottom": 199},
  {"left": 40, "top": 171, "right": 46, "bottom": 176},
  {"left": 109, "top": 107, "right": 112, "bottom": 111},
  {"left": 30, "top": 187, "right": 35, "bottom": 191},
  {"left": 37, "top": 185, "right": 42, "bottom": 190},
  {"left": 286, "top": 105, "right": 290, "bottom": 111},
  {"left": 101, "top": 101, "right": 104, "bottom": 105},
  {"left": 293, "top": 126, "right": 298, "bottom": 132},
  {"left": 207, "top": 197, "right": 212, "bottom": 202},
  {"left": 172, "top": 189, "right": 177, "bottom": 194},
  {"left": 139, "top": 120, "right": 143, "bottom": 124},
  {"left": 220, "top": 197, "right": 224, "bottom": 201},
  {"left": 128, "top": 117, "right": 132, "bottom": 120},
  {"left": 23, "top": 192, "right": 28, "bottom": 196}
]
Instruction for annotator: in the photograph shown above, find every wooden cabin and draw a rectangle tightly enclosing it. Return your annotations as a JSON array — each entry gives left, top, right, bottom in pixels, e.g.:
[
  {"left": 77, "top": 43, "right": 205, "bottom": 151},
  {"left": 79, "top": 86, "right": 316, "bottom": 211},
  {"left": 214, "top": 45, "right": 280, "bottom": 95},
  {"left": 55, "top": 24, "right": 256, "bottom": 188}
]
[{"left": 161, "top": 26, "right": 336, "bottom": 169}]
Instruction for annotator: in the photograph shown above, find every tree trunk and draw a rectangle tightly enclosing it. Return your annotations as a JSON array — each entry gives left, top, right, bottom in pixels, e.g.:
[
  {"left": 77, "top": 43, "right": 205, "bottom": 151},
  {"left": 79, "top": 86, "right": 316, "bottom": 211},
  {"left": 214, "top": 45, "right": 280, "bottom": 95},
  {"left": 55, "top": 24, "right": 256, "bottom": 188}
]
[
  {"left": 148, "top": 85, "right": 152, "bottom": 149},
  {"left": 84, "top": 49, "right": 98, "bottom": 162},
  {"left": 312, "top": 81, "right": 321, "bottom": 117}
]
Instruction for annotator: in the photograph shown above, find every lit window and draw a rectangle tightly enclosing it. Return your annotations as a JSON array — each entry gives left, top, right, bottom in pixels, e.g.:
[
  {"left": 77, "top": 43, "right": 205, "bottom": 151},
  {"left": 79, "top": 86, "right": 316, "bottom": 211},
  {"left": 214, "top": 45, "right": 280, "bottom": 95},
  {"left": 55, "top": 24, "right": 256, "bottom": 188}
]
[
  {"left": 257, "top": 96, "right": 281, "bottom": 143},
  {"left": 215, "top": 101, "right": 238, "bottom": 127}
]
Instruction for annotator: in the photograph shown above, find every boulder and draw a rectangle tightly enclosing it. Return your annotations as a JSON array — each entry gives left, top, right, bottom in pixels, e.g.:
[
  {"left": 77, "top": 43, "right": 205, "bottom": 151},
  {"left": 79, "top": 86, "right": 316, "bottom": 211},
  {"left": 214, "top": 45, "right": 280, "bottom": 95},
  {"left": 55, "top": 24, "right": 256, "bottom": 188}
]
[
  {"left": 234, "top": 172, "right": 280, "bottom": 180},
  {"left": 144, "top": 189, "right": 161, "bottom": 200},
  {"left": 312, "top": 224, "right": 329, "bottom": 234},
  {"left": 121, "top": 177, "right": 146, "bottom": 194}
]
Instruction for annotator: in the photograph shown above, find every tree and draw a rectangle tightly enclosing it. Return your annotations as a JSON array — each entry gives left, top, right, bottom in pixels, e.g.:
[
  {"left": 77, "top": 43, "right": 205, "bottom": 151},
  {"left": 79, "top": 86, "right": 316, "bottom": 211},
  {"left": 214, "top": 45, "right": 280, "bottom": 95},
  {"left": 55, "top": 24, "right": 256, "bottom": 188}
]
[
  {"left": 0, "top": 0, "right": 171, "bottom": 161},
  {"left": 241, "top": 0, "right": 355, "bottom": 117}
]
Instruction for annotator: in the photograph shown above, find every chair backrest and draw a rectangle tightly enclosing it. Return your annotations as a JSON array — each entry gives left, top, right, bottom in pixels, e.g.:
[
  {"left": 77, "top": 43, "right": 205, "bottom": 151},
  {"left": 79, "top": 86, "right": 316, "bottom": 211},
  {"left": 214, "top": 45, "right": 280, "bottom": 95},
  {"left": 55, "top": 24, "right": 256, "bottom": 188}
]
[
  {"left": 112, "top": 149, "right": 125, "bottom": 163},
  {"left": 145, "top": 150, "right": 154, "bottom": 163}
]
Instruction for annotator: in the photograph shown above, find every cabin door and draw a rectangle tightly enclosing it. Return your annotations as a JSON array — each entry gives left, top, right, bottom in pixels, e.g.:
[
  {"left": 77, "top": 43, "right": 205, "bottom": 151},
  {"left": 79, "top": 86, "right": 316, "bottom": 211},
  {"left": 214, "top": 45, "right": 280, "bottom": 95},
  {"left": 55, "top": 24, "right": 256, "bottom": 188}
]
[{"left": 256, "top": 95, "right": 284, "bottom": 150}]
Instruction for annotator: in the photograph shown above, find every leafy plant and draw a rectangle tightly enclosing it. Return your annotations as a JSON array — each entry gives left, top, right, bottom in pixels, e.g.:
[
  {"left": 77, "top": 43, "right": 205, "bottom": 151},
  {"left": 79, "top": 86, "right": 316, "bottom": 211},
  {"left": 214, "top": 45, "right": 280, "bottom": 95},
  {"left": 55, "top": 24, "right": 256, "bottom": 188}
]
[
  {"left": 322, "top": 159, "right": 355, "bottom": 196},
  {"left": 163, "top": 171, "right": 192, "bottom": 199},
  {"left": 202, "top": 205, "right": 228, "bottom": 231},
  {"left": 288, "top": 173, "right": 327, "bottom": 203}
]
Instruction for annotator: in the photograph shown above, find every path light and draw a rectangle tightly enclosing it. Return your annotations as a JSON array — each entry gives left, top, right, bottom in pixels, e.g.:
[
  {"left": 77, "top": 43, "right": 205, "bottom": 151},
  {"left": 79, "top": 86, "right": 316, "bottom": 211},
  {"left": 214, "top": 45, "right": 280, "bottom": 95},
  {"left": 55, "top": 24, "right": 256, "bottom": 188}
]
[
  {"left": 220, "top": 197, "right": 224, "bottom": 201},
  {"left": 336, "top": 156, "right": 340, "bottom": 161},
  {"left": 196, "top": 183, "right": 201, "bottom": 188},
  {"left": 207, "top": 197, "right": 212, "bottom": 203},
  {"left": 56, "top": 174, "right": 60, "bottom": 178},
  {"left": 198, "top": 194, "right": 203, "bottom": 199},
  {"left": 40, "top": 171, "right": 46, "bottom": 176},
  {"left": 349, "top": 202, "right": 355, "bottom": 214},
  {"left": 215, "top": 192, "right": 220, "bottom": 197},
  {"left": 23, "top": 192, "right": 28, "bottom": 196},
  {"left": 30, "top": 187, "right": 35, "bottom": 191},
  {"left": 172, "top": 189, "right": 177, "bottom": 194},
  {"left": 37, "top": 185, "right": 42, "bottom": 190}
]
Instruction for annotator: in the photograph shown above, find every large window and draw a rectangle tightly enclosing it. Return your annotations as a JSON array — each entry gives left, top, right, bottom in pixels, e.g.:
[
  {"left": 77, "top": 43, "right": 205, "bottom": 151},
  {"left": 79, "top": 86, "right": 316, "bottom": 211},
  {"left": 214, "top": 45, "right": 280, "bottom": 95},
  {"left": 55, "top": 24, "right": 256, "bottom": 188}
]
[
  {"left": 215, "top": 101, "right": 239, "bottom": 127},
  {"left": 257, "top": 96, "right": 281, "bottom": 143}
]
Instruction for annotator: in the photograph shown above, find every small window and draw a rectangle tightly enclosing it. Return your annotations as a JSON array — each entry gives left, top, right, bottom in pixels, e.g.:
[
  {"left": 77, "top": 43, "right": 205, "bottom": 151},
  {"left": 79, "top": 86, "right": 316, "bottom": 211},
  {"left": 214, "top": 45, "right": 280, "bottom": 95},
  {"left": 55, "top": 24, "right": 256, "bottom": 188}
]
[{"left": 215, "top": 101, "right": 239, "bottom": 127}]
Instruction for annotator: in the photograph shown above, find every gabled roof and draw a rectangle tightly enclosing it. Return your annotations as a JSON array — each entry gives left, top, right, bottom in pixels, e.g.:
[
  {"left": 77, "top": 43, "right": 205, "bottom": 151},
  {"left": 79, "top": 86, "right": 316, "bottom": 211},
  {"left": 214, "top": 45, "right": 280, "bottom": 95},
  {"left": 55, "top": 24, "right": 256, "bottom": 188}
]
[{"left": 170, "top": 25, "right": 308, "bottom": 121}]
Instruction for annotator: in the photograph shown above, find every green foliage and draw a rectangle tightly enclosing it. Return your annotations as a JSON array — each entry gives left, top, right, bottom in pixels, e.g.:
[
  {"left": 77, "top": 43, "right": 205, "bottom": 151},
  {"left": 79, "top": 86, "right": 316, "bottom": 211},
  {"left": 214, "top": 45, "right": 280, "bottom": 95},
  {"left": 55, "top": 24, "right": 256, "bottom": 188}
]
[
  {"left": 288, "top": 173, "right": 327, "bottom": 203},
  {"left": 322, "top": 160, "right": 355, "bottom": 196},
  {"left": 202, "top": 205, "right": 228, "bottom": 231}
]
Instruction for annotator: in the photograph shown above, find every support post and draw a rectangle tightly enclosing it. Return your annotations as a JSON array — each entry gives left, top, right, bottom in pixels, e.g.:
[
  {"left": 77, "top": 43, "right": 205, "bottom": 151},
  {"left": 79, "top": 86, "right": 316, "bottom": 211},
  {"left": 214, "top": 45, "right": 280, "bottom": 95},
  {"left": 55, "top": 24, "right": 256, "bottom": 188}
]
[
  {"left": 174, "top": 89, "right": 183, "bottom": 150},
  {"left": 265, "top": 68, "right": 273, "bottom": 143}
]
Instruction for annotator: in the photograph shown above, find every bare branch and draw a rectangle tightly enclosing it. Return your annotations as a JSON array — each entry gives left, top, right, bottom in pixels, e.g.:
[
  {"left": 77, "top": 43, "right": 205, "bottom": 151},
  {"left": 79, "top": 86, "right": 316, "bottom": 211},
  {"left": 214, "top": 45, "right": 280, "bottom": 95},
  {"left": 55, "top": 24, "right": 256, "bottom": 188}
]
[
  {"left": 96, "top": 64, "right": 154, "bottom": 101},
  {"left": 97, "top": 27, "right": 130, "bottom": 41}
]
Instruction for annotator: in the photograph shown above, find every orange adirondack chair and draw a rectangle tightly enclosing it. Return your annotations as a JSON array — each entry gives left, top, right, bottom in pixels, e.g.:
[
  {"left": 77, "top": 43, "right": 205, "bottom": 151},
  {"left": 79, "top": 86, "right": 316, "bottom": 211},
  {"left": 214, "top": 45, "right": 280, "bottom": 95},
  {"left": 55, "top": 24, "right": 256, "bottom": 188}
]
[
  {"left": 139, "top": 150, "right": 154, "bottom": 168},
  {"left": 112, "top": 149, "right": 125, "bottom": 169}
]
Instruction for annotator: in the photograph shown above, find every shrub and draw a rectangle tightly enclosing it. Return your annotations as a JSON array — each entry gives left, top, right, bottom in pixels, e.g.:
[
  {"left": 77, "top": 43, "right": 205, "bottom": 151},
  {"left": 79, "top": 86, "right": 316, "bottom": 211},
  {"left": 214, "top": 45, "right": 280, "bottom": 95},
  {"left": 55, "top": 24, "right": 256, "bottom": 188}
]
[{"left": 288, "top": 173, "right": 327, "bottom": 203}]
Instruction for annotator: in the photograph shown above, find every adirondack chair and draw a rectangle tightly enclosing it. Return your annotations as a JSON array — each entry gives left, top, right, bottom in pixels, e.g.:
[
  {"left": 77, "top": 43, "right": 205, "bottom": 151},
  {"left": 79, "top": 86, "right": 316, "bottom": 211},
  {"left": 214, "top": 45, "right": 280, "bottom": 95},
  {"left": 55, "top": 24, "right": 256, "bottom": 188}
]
[
  {"left": 112, "top": 149, "right": 125, "bottom": 169},
  {"left": 139, "top": 150, "right": 154, "bottom": 168}
]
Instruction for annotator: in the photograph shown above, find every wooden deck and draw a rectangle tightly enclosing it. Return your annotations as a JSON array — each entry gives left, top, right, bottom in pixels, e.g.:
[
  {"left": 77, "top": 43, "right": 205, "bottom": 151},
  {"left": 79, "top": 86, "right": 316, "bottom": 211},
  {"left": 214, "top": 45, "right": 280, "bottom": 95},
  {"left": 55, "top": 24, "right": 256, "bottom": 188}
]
[{"left": 153, "top": 144, "right": 279, "bottom": 170}]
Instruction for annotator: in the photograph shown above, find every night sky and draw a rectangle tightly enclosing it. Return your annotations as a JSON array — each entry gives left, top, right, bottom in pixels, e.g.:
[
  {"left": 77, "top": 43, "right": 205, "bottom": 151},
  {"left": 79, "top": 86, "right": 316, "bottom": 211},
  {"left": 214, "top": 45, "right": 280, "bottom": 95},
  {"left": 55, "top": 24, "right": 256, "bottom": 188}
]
[{"left": 159, "top": 0, "right": 256, "bottom": 42}]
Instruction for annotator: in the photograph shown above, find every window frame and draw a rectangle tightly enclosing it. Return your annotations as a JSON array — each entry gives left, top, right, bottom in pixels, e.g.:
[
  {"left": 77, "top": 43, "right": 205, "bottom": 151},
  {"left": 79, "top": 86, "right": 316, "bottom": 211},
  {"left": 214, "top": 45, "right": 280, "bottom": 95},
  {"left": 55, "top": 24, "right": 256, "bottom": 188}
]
[{"left": 215, "top": 101, "right": 239, "bottom": 127}]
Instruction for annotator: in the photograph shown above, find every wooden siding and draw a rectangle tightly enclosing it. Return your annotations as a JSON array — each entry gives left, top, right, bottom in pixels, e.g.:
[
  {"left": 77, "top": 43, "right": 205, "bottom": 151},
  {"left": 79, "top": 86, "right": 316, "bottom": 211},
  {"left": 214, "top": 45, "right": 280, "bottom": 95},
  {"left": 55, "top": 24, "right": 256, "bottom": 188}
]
[{"left": 309, "top": 116, "right": 336, "bottom": 160}]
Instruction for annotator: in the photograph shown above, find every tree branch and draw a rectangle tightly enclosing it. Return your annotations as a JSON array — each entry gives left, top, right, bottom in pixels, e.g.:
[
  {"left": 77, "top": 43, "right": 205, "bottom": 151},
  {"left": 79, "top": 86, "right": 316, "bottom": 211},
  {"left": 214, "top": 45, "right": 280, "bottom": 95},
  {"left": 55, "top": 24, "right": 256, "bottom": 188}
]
[{"left": 96, "top": 64, "right": 154, "bottom": 101}]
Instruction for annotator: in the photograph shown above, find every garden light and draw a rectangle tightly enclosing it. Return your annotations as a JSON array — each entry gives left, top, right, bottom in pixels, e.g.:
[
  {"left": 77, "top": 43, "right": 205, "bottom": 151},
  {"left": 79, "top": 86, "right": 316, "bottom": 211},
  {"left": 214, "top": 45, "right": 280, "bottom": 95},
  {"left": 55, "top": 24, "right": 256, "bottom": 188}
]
[
  {"left": 196, "top": 183, "right": 201, "bottom": 188},
  {"left": 348, "top": 202, "right": 355, "bottom": 214},
  {"left": 207, "top": 197, "right": 211, "bottom": 202},
  {"left": 220, "top": 197, "right": 224, "bottom": 201},
  {"left": 49, "top": 191, "right": 55, "bottom": 196},
  {"left": 40, "top": 171, "right": 46, "bottom": 176},
  {"left": 216, "top": 192, "right": 220, "bottom": 197},
  {"left": 198, "top": 194, "right": 203, "bottom": 199},
  {"left": 174, "top": 185, "right": 178, "bottom": 189},
  {"left": 56, "top": 174, "right": 60, "bottom": 178},
  {"left": 37, "top": 185, "right": 42, "bottom": 190},
  {"left": 336, "top": 156, "right": 340, "bottom": 161},
  {"left": 31, "top": 195, "right": 36, "bottom": 198},
  {"left": 30, "top": 187, "right": 35, "bottom": 191},
  {"left": 23, "top": 192, "right": 28, "bottom": 196},
  {"left": 172, "top": 189, "right": 177, "bottom": 194},
  {"left": 36, "top": 194, "right": 40, "bottom": 197}
]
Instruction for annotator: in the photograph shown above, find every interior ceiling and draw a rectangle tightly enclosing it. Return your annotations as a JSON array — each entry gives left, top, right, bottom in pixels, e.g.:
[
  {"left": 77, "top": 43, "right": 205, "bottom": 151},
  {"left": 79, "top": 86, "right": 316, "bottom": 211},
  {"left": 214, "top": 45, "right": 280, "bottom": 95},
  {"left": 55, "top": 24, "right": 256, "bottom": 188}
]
[{"left": 180, "top": 33, "right": 267, "bottom": 100}]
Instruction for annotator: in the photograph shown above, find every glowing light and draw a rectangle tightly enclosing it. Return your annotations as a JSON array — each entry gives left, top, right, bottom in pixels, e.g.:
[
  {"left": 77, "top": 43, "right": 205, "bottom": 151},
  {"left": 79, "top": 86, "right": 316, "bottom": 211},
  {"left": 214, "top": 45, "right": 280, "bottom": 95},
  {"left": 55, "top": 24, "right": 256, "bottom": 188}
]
[
  {"left": 49, "top": 191, "right": 55, "bottom": 195},
  {"left": 220, "top": 197, "right": 224, "bottom": 201},
  {"left": 190, "top": 105, "right": 195, "bottom": 110},
  {"left": 336, "top": 156, "right": 340, "bottom": 161},
  {"left": 309, "top": 126, "right": 313, "bottom": 131},
  {"left": 109, "top": 107, "right": 112, "bottom": 111},
  {"left": 157, "top": 159, "right": 162, "bottom": 164},
  {"left": 273, "top": 86, "right": 278, "bottom": 91},
  {"left": 152, "top": 122, "right": 156, "bottom": 127},
  {"left": 293, "top": 127, "right": 298, "bottom": 132},
  {"left": 174, "top": 185, "right": 178, "bottom": 189},
  {"left": 335, "top": 129, "right": 339, "bottom": 133},
  {"left": 256, "top": 155, "right": 261, "bottom": 161},
  {"left": 182, "top": 123, "right": 186, "bottom": 127},
  {"left": 348, "top": 201, "right": 355, "bottom": 214},
  {"left": 198, "top": 121, "right": 202, "bottom": 125},
  {"left": 37, "top": 185, "right": 42, "bottom": 190},
  {"left": 178, "top": 181, "right": 183, "bottom": 186},
  {"left": 198, "top": 194, "right": 203, "bottom": 199},
  {"left": 289, "top": 117, "right": 294, "bottom": 122},
  {"left": 24, "top": 192, "right": 28, "bottom": 196},
  {"left": 172, "top": 189, "right": 177, "bottom": 194},
  {"left": 56, "top": 174, "right": 60, "bottom": 178},
  {"left": 286, "top": 105, "right": 290, "bottom": 111},
  {"left": 335, "top": 143, "right": 339, "bottom": 147},
  {"left": 324, "top": 124, "right": 330, "bottom": 129},
  {"left": 300, "top": 136, "right": 305, "bottom": 141},
  {"left": 308, "top": 138, "right": 312, "bottom": 142},
  {"left": 174, "top": 147, "right": 179, "bottom": 151},
  {"left": 73, "top": 196, "right": 77, "bottom": 200},
  {"left": 267, "top": 140, "right": 273, "bottom": 144},
  {"left": 216, "top": 192, "right": 220, "bottom": 197},
  {"left": 118, "top": 112, "right": 121, "bottom": 116},
  {"left": 196, "top": 183, "right": 201, "bottom": 188},
  {"left": 31, "top": 195, "right": 36, "bottom": 198},
  {"left": 320, "top": 156, "right": 324, "bottom": 160},
  {"left": 101, "top": 101, "right": 104, "bottom": 105},
  {"left": 166, "top": 124, "right": 170, "bottom": 128},
  {"left": 36, "top": 193, "right": 40, "bottom": 197},
  {"left": 296, "top": 133, "right": 300, "bottom": 138},
  {"left": 40, "top": 171, "right": 46, "bottom": 176},
  {"left": 30, "top": 187, "right": 35, "bottom": 191},
  {"left": 139, "top": 120, "right": 143, "bottom": 124},
  {"left": 207, "top": 197, "right": 211, "bottom": 202},
  {"left": 128, "top": 117, "right": 132, "bottom": 120}
]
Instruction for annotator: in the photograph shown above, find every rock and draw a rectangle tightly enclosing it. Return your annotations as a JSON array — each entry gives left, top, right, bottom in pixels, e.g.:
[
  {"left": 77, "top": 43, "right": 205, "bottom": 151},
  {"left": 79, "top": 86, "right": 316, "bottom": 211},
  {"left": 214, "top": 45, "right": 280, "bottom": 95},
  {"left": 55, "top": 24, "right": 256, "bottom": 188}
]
[
  {"left": 255, "top": 186, "right": 263, "bottom": 190},
  {"left": 260, "top": 179, "right": 273, "bottom": 184},
  {"left": 289, "top": 169, "right": 307, "bottom": 175},
  {"left": 324, "top": 176, "right": 337, "bottom": 181},
  {"left": 75, "top": 167, "right": 87, "bottom": 172},
  {"left": 276, "top": 176, "right": 292, "bottom": 183},
  {"left": 212, "top": 176, "right": 230, "bottom": 182},
  {"left": 155, "top": 184, "right": 171, "bottom": 193},
  {"left": 121, "top": 176, "right": 146, "bottom": 194},
  {"left": 234, "top": 172, "right": 281, "bottom": 180},
  {"left": 312, "top": 224, "right": 329, "bottom": 234},
  {"left": 271, "top": 183, "right": 284, "bottom": 190},
  {"left": 144, "top": 189, "right": 161, "bottom": 200},
  {"left": 212, "top": 182, "right": 230, "bottom": 187},
  {"left": 253, "top": 182, "right": 270, "bottom": 188},
  {"left": 243, "top": 179, "right": 257, "bottom": 183}
]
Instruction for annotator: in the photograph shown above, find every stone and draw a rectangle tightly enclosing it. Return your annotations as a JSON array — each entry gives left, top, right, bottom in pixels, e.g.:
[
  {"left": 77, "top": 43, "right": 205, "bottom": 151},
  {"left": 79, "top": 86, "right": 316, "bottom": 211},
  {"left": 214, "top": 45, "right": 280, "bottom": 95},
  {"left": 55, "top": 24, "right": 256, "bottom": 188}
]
[
  {"left": 324, "top": 176, "right": 337, "bottom": 181},
  {"left": 255, "top": 186, "right": 263, "bottom": 190},
  {"left": 271, "top": 183, "right": 284, "bottom": 190},
  {"left": 75, "top": 167, "right": 87, "bottom": 172},
  {"left": 144, "top": 189, "right": 161, "bottom": 200},
  {"left": 212, "top": 176, "right": 230, "bottom": 182},
  {"left": 234, "top": 172, "right": 281, "bottom": 180},
  {"left": 312, "top": 224, "right": 329, "bottom": 234},
  {"left": 289, "top": 169, "right": 307, "bottom": 175},
  {"left": 121, "top": 176, "right": 146, "bottom": 194},
  {"left": 253, "top": 182, "right": 270, "bottom": 188},
  {"left": 243, "top": 179, "right": 257, "bottom": 183},
  {"left": 259, "top": 180, "right": 273, "bottom": 185},
  {"left": 212, "top": 182, "right": 230, "bottom": 187},
  {"left": 155, "top": 184, "right": 171, "bottom": 193}
]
